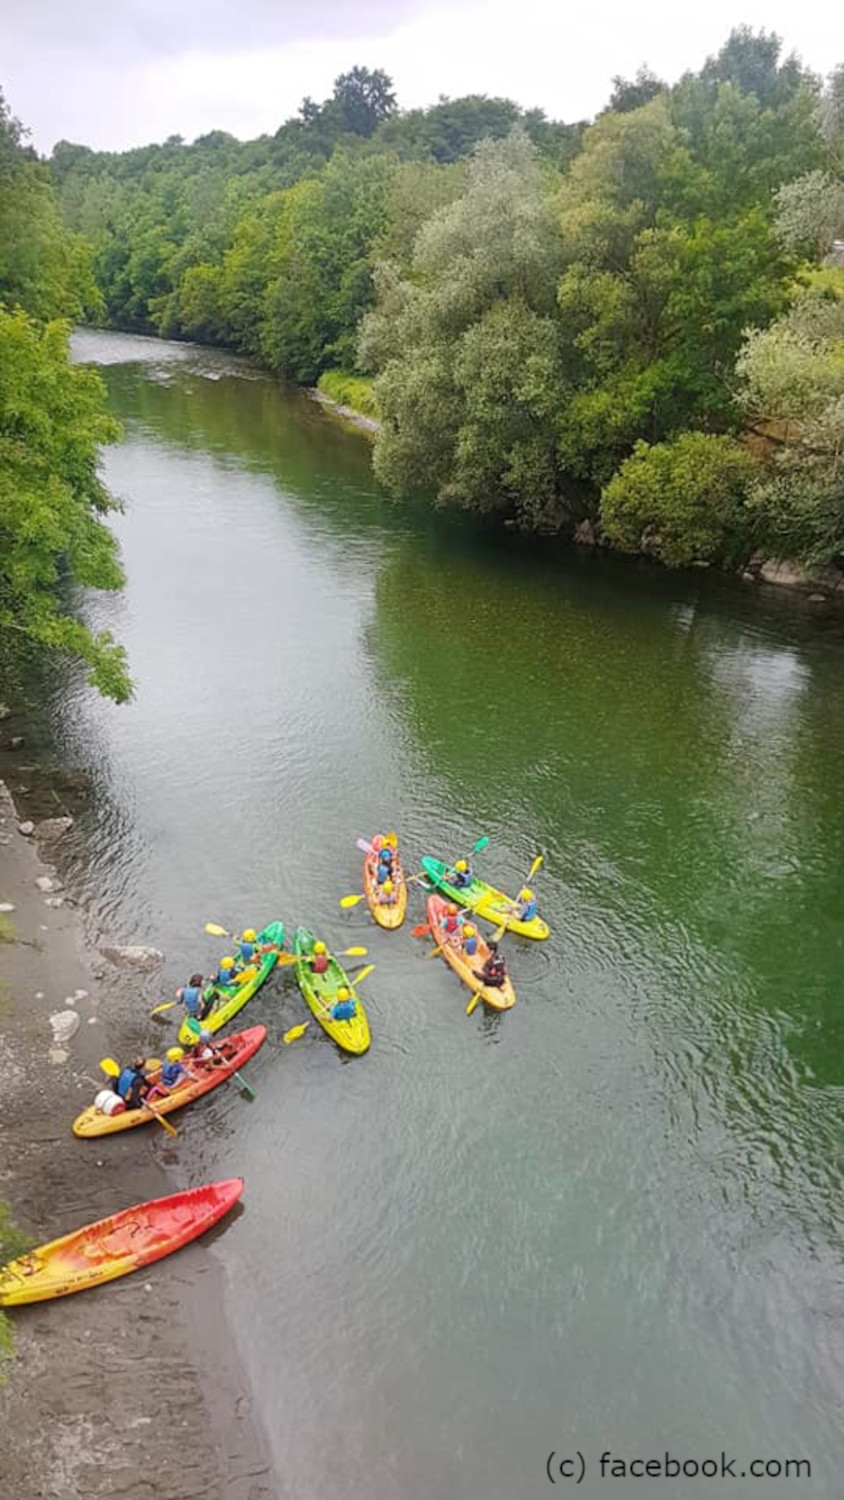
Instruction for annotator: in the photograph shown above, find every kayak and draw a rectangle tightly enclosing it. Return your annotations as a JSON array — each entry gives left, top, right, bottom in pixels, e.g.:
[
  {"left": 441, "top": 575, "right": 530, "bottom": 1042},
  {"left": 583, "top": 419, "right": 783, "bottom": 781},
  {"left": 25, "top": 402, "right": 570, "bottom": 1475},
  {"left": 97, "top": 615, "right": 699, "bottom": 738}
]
[
  {"left": 363, "top": 835, "right": 407, "bottom": 930},
  {"left": 178, "top": 920, "right": 285, "bottom": 1044},
  {"left": 426, "top": 894, "right": 516, "bottom": 1011},
  {"left": 72, "top": 1026, "right": 267, "bottom": 1137},
  {"left": 292, "top": 927, "right": 370, "bottom": 1055},
  {"left": 0, "top": 1180, "right": 243, "bottom": 1306},
  {"left": 420, "top": 857, "right": 549, "bottom": 940}
]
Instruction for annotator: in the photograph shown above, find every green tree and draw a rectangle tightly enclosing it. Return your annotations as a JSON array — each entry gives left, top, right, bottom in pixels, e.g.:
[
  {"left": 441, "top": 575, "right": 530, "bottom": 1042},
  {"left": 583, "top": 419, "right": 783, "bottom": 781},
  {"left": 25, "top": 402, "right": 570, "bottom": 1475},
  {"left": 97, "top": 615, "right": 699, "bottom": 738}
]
[
  {"left": 607, "top": 66, "right": 666, "bottom": 115},
  {"left": 600, "top": 432, "right": 758, "bottom": 565},
  {"left": 0, "top": 310, "right": 130, "bottom": 700},
  {"left": 332, "top": 66, "right": 397, "bottom": 138},
  {"left": 774, "top": 170, "right": 844, "bottom": 259},
  {"left": 736, "top": 297, "right": 844, "bottom": 563}
]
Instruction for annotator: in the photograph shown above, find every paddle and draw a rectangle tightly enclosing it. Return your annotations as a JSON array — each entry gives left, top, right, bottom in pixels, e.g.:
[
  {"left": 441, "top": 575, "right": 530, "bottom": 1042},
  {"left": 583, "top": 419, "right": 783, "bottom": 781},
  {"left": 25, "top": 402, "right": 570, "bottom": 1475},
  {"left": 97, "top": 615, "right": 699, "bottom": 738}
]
[
  {"left": 182, "top": 1019, "right": 256, "bottom": 1099},
  {"left": 466, "top": 985, "right": 485, "bottom": 1017},
  {"left": 491, "top": 854, "right": 545, "bottom": 942},
  {"left": 283, "top": 1022, "right": 310, "bottom": 1044},
  {"left": 411, "top": 922, "right": 431, "bottom": 938},
  {"left": 99, "top": 1057, "right": 178, "bottom": 1137},
  {"left": 151, "top": 999, "right": 179, "bottom": 1017},
  {"left": 350, "top": 964, "right": 375, "bottom": 984},
  {"left": 276, "top": 946, "right": 367, "bottom": 967}
]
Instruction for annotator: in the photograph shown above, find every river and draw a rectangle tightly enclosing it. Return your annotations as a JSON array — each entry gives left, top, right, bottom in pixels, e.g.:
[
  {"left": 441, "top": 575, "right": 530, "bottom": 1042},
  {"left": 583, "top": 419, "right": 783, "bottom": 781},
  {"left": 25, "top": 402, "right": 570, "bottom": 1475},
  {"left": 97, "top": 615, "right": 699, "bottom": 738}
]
[{"left": 37, "top": 329, "right": 844, "bottom": 1495}]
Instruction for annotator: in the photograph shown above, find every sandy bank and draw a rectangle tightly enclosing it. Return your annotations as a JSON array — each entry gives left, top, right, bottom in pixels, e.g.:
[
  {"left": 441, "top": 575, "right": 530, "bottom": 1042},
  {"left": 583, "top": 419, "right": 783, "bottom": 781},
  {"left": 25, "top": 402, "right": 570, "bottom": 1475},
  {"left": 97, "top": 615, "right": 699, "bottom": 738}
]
[{"left": 0, "top": 776, "right": 276, "bottom": 1499}]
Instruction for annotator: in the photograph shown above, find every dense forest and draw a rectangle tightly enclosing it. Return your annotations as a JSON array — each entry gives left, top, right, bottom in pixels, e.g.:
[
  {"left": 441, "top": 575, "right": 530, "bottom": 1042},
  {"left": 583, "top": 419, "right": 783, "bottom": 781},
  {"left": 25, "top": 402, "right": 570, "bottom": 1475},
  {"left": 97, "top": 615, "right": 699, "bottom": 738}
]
[
  {"left": 47, "top": 33, "right": 844, "bottom": 571},
  {"left": 3, "top": 29, "right": 844, "bottom": 680}
]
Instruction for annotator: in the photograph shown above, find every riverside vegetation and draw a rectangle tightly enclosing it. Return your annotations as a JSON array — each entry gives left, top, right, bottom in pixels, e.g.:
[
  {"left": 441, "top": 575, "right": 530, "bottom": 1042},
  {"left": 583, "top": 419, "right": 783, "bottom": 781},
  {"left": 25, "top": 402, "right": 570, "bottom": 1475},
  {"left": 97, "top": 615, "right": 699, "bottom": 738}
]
[{"left": 3, "top": 29, "right": 844, "bottom": 723}]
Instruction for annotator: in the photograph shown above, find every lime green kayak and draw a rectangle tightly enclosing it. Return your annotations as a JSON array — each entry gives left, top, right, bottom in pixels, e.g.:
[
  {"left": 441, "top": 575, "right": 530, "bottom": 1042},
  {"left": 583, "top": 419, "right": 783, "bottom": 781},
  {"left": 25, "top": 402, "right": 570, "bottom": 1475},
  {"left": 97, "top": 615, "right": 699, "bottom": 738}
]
[
  {"left": 420, "top": 857, "right": 550, "bottom": 940},
  {"left": 178, "top": 920, "right": 285, "bottom": 1044},
  {"left": 292, "top": 927, "right": 370, "bottom": 1055}
]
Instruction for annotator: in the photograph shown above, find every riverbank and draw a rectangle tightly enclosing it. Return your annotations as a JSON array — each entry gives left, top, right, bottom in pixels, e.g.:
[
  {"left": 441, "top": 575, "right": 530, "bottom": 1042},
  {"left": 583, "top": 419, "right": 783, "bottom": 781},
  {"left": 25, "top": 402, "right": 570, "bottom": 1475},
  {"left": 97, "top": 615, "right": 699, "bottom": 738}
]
[
  {"left": 0, "top": 772, "right": 275, "bottom": 1499},
  {"left": 308, "top": 385, "right": 380, "bottom": 437}
]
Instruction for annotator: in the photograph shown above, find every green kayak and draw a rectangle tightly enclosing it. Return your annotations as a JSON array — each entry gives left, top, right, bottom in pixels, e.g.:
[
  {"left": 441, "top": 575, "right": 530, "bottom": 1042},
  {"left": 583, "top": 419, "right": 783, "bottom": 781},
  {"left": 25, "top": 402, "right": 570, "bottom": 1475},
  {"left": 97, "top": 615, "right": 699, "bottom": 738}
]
[
  {"left": 420, "top": 856, "right": 550, "bottom": 940},
  {"left": 292, "top": 927, "right": 370, "bottom": 1055},
  {"left": 178, "top": 920, "right": 285, "bottom": 1044}
]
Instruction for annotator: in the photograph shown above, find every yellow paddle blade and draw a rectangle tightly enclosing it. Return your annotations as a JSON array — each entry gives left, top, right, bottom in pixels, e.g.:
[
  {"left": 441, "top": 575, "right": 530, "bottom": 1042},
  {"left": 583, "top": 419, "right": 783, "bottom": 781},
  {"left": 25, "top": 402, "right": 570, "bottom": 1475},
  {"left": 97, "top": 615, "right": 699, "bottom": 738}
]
[
  {"left": 466, "top": 988, "right": 483, "bottom": 1016},
  {"left": 204, "top": 922, "right": 228, "bottom": 936},
  {"left": 352, "top": 964, "right": 374, "bottom": 984},
  {"left": 99, "top": 1056, "right": 120, "bottom": 1077},
  {"left": 283, "top": 1023, "right": 309, "bottom": 1044},
  {"left": 340, "top": 893, "right": 365, "bottom": 908},
  {"left": 527, "top": 854, "right": 544, "bottom": 881},
  {"left": 150, "top": 999, "right": 178, "bottom": 1017},
  {"left": 233, "top": 965, "right": 258, "bottom": 986},
  {"left": 144, "top": 1102, "right": 178, "bottom": 1137},
  {"left": 344, "top": 946, "right": 368, "bottom": 957},
  {"left": 146, "top": 1058, "right": 162, "bottom": 1072},
  {"left": 276, "top": 952, "right": 299, "bottom": 967}
]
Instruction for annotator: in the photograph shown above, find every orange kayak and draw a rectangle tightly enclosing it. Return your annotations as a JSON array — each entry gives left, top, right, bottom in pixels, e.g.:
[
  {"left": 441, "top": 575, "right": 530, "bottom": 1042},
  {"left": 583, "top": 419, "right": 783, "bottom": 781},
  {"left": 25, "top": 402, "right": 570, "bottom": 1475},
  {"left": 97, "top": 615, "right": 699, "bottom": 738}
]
[
  {"left": 72, "top": 1026, "right": 266, "bottom": 1136},
  {"left": 426, "top": 894, "right": 516, "bottom": 1011},
  {"left": 0, "top": 1180, "right": 243, "bottom": 1306},
  {"left": 363, "top": 835, "right": 407, "bottom": 930}
]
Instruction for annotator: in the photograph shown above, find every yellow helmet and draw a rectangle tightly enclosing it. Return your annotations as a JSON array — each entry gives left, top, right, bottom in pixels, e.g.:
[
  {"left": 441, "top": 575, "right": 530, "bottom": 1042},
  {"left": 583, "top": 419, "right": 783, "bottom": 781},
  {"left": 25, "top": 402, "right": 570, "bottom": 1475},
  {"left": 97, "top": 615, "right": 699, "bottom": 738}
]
[
  {"left": 314, "top": 940, "right": 326, "bottom": 955},
  {"left": 221, "top": 956, "right": 235, "bottom": 969},
  {"left": 385, "top": 832, "right": 398, "bottom": 848},
  {"left": 455, "top": 859, "right": 468, "bottom": 872},
  {"left": 166, "top": 1046, "right": 184, "bottom": 1063},
  {"left": 243, "top": 928, "right": 256, "bottom": 942},
  {"left": 383, "top": 879, "right": 393, "bottom": 893},
  {"left": 338, "top": 987, "right": 350, "bottom": 1001},
  {"left": 464, "top": 925, "right": 475, "bottom": 937},
  {"left": 520, "top": 888, "right": 533, "bottom": 900}
]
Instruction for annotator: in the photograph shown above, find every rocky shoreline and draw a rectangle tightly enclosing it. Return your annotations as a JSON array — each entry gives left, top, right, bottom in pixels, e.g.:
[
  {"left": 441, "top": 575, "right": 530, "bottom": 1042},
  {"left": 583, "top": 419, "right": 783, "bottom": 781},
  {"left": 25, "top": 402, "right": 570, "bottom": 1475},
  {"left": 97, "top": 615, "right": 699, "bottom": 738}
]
[{"left": 0, "top": 775, "right": 276, "bottom": 1499}]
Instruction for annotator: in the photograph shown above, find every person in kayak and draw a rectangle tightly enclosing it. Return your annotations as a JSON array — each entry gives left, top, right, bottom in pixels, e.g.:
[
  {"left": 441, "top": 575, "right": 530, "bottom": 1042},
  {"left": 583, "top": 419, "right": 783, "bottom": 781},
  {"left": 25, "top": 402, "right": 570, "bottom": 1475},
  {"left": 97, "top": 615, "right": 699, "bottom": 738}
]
[
  {"left": 450, "top": 858, "right": 473, "bottom": 889},
  {"left": 213, "top": 955, "right": 238, "bottom": 987},
  {"left": 380, "top": 878, "right": 396, "bottom": 905},
  {"left": 439, "top": 902, "right": 464, "bottom": 941},
  {"left": 377, "top": 845, "right": 394, "bottom": 884},
  {"left": 236, "top": 928, "right": 258, "bottom": 964},
  {"left": 515, "top": 888, "right": 537, "bottom": 922},
  {"left": 331, "top": 987, "right": 356, "bottom": 1020},
  {"left": 176, "top": 972, "right": 209, "bottom": 1021},
  {"left": 146, "top": 1047, "right": 190, "bottom": 1101},
  {"left": 114, "top": 1057, "right": 152, "bottom": 1111},
  {"left": 462, "top": 923, "right": 479, "bottom": 957},
  {"left": 310, "top": 940, "right": 330, "bottom": 975},
  {"left": 474, "top": 940, "right": 507, "bottom": 989}
]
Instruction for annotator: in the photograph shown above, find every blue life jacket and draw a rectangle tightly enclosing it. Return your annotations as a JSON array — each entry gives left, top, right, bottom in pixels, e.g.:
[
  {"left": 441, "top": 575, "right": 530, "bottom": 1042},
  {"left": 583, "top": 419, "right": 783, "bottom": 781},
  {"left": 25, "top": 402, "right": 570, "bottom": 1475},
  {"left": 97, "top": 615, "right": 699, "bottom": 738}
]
[
  {"left": 377, "top": 863, "right": 391, "bottom": 884},
  {"left": 332, "top": 999, "right": 356, "bottom": 1020},
  {"left": 238, "top": 941, "right": 256, "bottom": 964},
  {"left": 161, "top": 1060, "right": 184, "bottom": 1087},
  {"left": 519, "top": 899, "right": 537, "bottom": 921},
  {"left": 182, "top": 984, "right": 202, "bottom": 1016},
  {"left": 463, "top": 935, "right": 478, "bottom": 955},
  {"left": 453, "top": 868, "right": 472, "bottom": 889},
  {"left": 216, "top": 967, "right": 235, "bottom": 987},
  {"left": 116, "top": 1067, "right": 138, "bottom": 1101}
]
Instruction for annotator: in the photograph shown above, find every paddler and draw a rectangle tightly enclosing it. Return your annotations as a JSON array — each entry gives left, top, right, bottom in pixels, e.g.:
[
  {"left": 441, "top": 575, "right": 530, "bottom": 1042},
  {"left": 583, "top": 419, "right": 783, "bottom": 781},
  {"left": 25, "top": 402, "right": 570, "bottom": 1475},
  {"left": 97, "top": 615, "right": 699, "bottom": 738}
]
[
  {"left": 377, "top": 844, "right": 394, "bottom": 884},
  {"left": 310, "top": 940, "right": 330, "bottom": 975},
  {"left": 380, "top": 877, "right": 396, "bottom": 905},
  {"left": 450, "top": 858, "right": 473, "bottom": 890},
  {"left": 439, "top": 902, "right": 464, "bottom": 942},
  {"left": 474, "top": 940, "right": 507, "bottom": 990},
  {"left": 113, "top": 1056, "right": 152, "bottom": 1111},
  {"left": 462, "top": 923, "right": 479, "bottom": 957},
  {"left": 236, "top": 928, "right": 258, "bottom": 964},
  {"left": 146, "top": 1047, "right": 189, "bottom": 1101},
  {"left": 515, "top": 888, "right": 537, "bottom": 922},
  {"left": 213, "top": 955, "right": 238, "bottom": 987},
  {"left": 330, "top": 987, "right": 356, "bottom": 1020},
  {"left": 176, "top": 971, "right": 209, "bottom": 1021}
]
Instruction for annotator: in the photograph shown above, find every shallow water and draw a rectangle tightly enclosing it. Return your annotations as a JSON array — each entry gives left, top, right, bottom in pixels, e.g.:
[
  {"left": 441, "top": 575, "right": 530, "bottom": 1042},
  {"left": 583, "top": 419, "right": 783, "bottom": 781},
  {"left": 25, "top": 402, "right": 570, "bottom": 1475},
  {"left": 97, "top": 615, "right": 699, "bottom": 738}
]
[{"left": 41, "top": 328, "right": 844, "bottom": 1495}]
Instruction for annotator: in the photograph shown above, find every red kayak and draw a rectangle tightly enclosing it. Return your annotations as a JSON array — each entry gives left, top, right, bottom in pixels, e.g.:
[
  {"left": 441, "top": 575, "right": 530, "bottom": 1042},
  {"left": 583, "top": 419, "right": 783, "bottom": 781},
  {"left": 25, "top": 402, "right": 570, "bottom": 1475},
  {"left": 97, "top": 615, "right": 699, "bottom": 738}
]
[
  {"left": 72, "top": 1025, "right": 266, "bottom": 1136},
  {"left": 0, "top": 1180, "right": 244, "bottom": 1305}
]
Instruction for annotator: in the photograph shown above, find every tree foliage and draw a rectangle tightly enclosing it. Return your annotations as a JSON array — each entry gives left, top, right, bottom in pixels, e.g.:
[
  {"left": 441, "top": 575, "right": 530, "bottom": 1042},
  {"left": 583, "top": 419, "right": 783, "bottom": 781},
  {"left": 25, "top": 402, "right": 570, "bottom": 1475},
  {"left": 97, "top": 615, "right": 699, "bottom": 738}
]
[{"left": 600, "top": 434, "right": 758, "bottom": 565}]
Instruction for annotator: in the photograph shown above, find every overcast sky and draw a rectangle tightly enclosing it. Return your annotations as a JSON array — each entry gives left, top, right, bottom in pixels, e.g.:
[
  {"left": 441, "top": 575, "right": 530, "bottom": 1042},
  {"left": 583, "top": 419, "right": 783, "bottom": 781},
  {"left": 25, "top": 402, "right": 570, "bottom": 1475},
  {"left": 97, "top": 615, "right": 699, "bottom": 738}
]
[{"left": 2, "top": 1, "right": 841, "bottom": 153}]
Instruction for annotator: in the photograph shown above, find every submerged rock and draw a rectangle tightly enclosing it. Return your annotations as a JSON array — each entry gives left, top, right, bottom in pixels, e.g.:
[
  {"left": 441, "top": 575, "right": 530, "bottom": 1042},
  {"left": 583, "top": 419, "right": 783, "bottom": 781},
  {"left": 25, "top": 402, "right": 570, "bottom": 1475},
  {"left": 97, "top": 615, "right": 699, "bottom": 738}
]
[
  {"left": 8, "top": 736, "right": 24, "bottom": 749},
  {"left": 18, "top": 821, "right": 34, "bottom": 836},
  {"left": 50, "top": 1010, "right": 80, "bottom": 1044},
  {"left": 100, "top": 944, "right": 164, "bottom": 971},
  {"left": 0, "top": 902, "right": 14, "bottom": 913},
  {"left": 0, "top": 703, "right": 10, "bottom": 720},
  {"left": 35, "top": 875, "right": 61, "bottom": 893}
]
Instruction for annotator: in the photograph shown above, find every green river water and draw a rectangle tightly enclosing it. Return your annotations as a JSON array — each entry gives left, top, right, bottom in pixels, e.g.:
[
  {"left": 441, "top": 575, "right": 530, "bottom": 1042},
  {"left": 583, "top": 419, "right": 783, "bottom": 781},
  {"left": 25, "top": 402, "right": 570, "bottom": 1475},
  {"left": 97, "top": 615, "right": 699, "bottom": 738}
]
[{"left": 35, "top": 330, "right": 844, "bottom": 1495}]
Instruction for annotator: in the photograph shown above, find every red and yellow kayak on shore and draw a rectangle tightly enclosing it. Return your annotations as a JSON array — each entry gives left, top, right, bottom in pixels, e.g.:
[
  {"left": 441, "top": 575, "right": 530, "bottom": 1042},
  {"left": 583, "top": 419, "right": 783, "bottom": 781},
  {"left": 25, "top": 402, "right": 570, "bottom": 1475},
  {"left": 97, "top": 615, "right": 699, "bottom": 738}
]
[
  {"left": 363, "top": 834, "right": 407, "bottom": 929},
  {"left": 0, "top": 1180, "right": 243, "bottom": 1306},
  {"left": 426, "top": 894, "right": 516, "bottom": 1012},
  {"left": 72, "top": 1027, "right": 266, "bottom": 1137}
]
